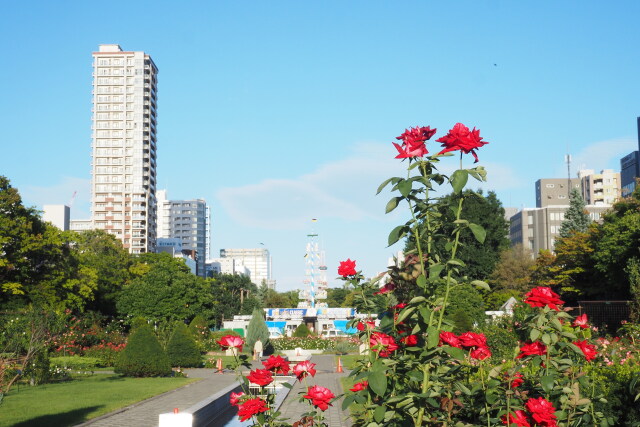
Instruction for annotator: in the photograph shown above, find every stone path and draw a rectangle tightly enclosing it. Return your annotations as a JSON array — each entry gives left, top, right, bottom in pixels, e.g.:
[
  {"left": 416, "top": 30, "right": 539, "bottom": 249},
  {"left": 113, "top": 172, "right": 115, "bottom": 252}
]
[{"left": 76, "top": 355, "right": 352, "bottom": 427}]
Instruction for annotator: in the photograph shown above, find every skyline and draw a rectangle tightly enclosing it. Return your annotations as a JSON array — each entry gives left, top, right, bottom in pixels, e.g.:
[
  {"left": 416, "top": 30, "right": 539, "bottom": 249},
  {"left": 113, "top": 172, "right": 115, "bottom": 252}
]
[{"left": 2, "top": 1, "right": 639, "bottom": 291}]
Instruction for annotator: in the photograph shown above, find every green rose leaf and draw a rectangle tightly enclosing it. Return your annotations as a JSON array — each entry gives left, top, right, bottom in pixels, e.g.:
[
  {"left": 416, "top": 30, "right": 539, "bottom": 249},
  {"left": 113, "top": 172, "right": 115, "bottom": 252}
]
[
  {"left": 397, "top": 180, "right": 412, "bottom": 197},
  {"left": 368, "top": 370, "right": 387, "bottom": 396},
  {"left": 416, "top": 274, "right": 427, "bottom": 288},
  {"left": 427, "top": 326, "right": 439, "bottom": 349},
  {"left": 388, "top": 225, "right": 407, "bottom": 246},
  {"left": 450, "top": 169, "right": 469, "bottom": 194},
  {"left": 374, "top": 405, "right": 386, "bottom": 423},
  {"left": 429, "top": 263, "right": 444, "bottom": 279},
  {"left": 471, "top": 280, "right": 490, "bottom": 291},
  {"left": 443, "top": 346, "right": 466, "bottom": 361},
  {"left": 468, "top": 223, "right": 486, "bottom": 244},
  {"left": 530, "top": 329, "right": 541, "bottom": 342},
  {"left": 377, "top": 177, "right": 399, "bottom": 195},
  {"left": 540, "top": 375, "right": 555, "bottom": 393},
  {"left": 342, "top": 394, "right": 355, "bottom": 410},
  {"left": 385, "top": 196, "right": 402, "bottom": 214}
]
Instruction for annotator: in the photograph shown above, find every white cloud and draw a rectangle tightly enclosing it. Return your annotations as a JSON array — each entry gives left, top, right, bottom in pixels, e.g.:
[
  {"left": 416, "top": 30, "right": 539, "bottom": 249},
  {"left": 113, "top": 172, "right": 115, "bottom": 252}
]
[
  {"left": 21, "top": 177, "right": 91, "bottom": 219},
  {"left": 553, "top": 137, "right": 636, "bottom": 177},
  {"left": 216, "top": 142, "right": 522, "bottom": 230}
]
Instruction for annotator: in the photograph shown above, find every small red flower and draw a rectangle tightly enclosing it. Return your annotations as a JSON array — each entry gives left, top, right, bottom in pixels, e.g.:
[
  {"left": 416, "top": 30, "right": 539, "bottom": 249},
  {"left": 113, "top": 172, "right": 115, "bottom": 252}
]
[
  {"left": 470, "top": 346, "right": 492, "bottom": 360},
  {"left": 510, "top": 372, "right": 524, "bottom": 388},
  {"left": 247, "top": 369, "right": 274, "bottom": 387},
  {"left": 436, "top": 122, "right": 488, "bottom": 163},
  {"left": 292, "top": 360, "right": 317, "bottom": 380},
  {"left": 216, "top": 335, "right": 244, "bottom": 352},
  {"left": 237, "top": 398, "right": 269, "bottom": 422},
  {"left": 338, "top": 259, "right": 357, "bottom": 277},
  {"left": 572, "top": 313, "right": 589, "bottom": 329},
  {"left": 349, "top": 380, "right": 368, "bottom": 392},
  {"left": 516, "top": 341, "right": 547, "bottom": 358},
  {"left": 523, "top": 287, "right": 564, "bottom": 311},
  {"left": 458, "top": 332, "right": 487, "bottom": 349},
  {"left": 501, "top": 410, "right": 531, "bottom": 426},
  {"left": 369, "top": 332, "right": 399, "bottom": 357},
  {"left": 303, "top": 385, "right": 335, "bottom": 411},
  {"left": 230, "top": 391, "right": 245, "bottom": 406},
  {"left": 393, "top": 126, "right": 436, "bottom": 159},
  {"left": 439, "top": 331, "right": 462, "bottom": 348},
  {"left": 373, "top": 282, "right": 395, "bottom": 295},
  {"left": 262, "top": 355, "right": 290, "bottom": 375},
  {"left": 401, "top": 334, "right": 419, "bottom": 346},
  {"left": 393, "top": 302, "right": 407, "bottom": 310},
  {"left": 525, "top": 397, "right": 558, "bottom": 427},
  {"left": 356, "top": 320, "right": 376, "bottom": 331},
  {"left": 573, "top": 340, "right": 598, "bottom": 361}
]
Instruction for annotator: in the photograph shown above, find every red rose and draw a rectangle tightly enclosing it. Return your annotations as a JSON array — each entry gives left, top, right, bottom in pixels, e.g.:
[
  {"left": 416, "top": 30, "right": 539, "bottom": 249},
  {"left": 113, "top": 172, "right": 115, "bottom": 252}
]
[
  {"left": 349, "top": 380, "right": 368, "bottom": 392},
  {"left": 401, "top": 334, "right": 419, "bottom": 346},
  {"left": 439, "top": 331, "right": 462, "bottom": 348},
  {"left": 516, "top": 341, "right": 547, "bottom": 358},
  {"left": 356, "top": 320, "right": 376, "bottom": 331},
  {"left": 393, "top": 302, "right": 407, "bottom": 310},
  {"left": 293, "top": 360, "right": 317, "bottom": 380},
  {"left": 338, "top": 259, "right": 357, "bottom": 277},
  {"left": 436, "top": 122, "right": 488, "bottom": 163},
  {"left": 262, "top": 355, "right": 290, "bottom": 375},
  {"left": 510, "top": 372, "right": 524, "bottom": 388},
  {"left": 247, "top": 369, "right": 274, "bottom": 387},
  {"left": 393, "top": 126, "right": 436, "bottom": 159},
  {"left": 525, "top": 397, "right": 558, "bottom": 427},
  {"left": 230, "top": 391, "right": 245, "bottom": 406},
  {"left": 370, "top": 332, "right": 399, "bottom": 357},
  {"left": 501, "top": 410, "right": 531, "bottom": 427},
  {"left": 523, "top": 287, "right": 564, "bottom": 311},
  {"left": 572, "top": 314, "right": 588, "bottom": 329},
  {"left": 373, "top": 282, "right": 395, "bottom": 295},
  {"left": 237, "top": 397, "right": 269, "bottom": 422},
  {"left": 573, "top": 340, "right": 598, "bottom": 361},
  {"left": 470, "top": 346, "right": 491, "bottom": 360},
  {"left": 458, "top": 332, "right": 487, "bottom": 349},
  {"left": 216, "top": 335, "right": 244, "bottom": 352},
  {"left": 303, "top": 385, "right": 335, "bottom": 411}
]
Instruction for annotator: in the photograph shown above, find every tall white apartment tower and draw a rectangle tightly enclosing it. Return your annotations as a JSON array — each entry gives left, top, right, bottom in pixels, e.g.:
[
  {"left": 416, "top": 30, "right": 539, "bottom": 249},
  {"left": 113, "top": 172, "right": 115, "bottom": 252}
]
[{"left": 91, "top": 44, "right": 158, "bottom": 253}]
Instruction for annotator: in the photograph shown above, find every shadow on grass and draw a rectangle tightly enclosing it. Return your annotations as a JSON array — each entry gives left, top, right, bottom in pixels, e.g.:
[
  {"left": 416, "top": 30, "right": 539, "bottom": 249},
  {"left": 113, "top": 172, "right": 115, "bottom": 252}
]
[{"left": 11, "top": 405, "right": 104, "bottom": 427}]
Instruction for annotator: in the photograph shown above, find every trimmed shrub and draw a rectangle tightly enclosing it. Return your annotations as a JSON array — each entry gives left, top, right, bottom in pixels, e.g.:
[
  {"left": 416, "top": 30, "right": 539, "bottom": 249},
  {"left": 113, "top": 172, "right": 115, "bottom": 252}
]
[
  {"left": 50, "top": 356, "right": 101, "bottom": 371},
  {"left": 292, "top": 323, "right": 313, "bottom": 338},
  {"left": 246, "top": 308, "right": 271, "bottom": 356},
  {"left": 115, "top": 325, "right": 171, "bottom": 377},
  {"left": 189, "top": 315, "right": 209, "bottom": 341},
  {"left": 166, "top": 323, "right": 202, "bottom": 367}
]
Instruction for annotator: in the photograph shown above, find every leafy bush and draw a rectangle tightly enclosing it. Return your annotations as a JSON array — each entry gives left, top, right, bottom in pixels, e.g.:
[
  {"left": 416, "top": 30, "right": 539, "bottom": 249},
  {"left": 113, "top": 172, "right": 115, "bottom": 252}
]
[
  {"left": 114, "top": 325, "right": 171, "bottom": 377},
  {"left": 478, "top": 316, "right": 519, "bottom": 362},
  {"left": 189, "top": 315, "right": 209, "bottom": 340},
  {"left": 587, "top": 362, "right": 640, "bottom": 424},
  {"left": 292, "top": 323, "right": 314, "bottom": 337},
  {"left": 82, "top": 343, "right": 125, "bottom": 367},
  {"left": 272, "top": 337, "right": 335, "bottom": 351},
  {"left": 23, "top": 350, "right": 50, "bottom": 385},
  {"left": 50, "top": 356, "right": 101, "bottom": 371},
  {"left": 166, "top": 323, "right": 202, "bottom": 368}
]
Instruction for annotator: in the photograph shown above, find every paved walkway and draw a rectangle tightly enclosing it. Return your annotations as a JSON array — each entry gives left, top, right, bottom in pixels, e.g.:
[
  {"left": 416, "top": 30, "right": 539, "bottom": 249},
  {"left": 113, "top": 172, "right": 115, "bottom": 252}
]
[
  {"left": 278, "top": 355, "right": 352, "bottom": 427},
  {"left": 77, "top": 355, "right": 351, "bottom": 427}
]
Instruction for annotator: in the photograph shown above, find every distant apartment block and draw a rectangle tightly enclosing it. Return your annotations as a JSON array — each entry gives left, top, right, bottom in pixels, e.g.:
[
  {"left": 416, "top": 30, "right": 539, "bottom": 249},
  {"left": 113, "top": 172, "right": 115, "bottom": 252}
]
[
  {"left": 157, "top": 190, "right": 211, "bottom": 277},
  {"left": 535, "top": 178, "right": 581, "bottom": 207},
  {"left": 42, "top": 205, "right": 70, "bottom": 231},
  {"left": 509, "top": 205, "right": 610, "bottom": 254},
  {"left": 206, "top": 257, "right": 250, "bottom": 277},
  {"left": 219, "top": 248, "right": 273, "bottom": 288},
  {"left": 578, "top": 169, "right": 620, "bottom": 206},
  {"left": 156, "top": 237, "right": 197, "bottom": 274},
  {"left": 620, "top": 117, "right": 640, "bottom": 198},
  {"left": 90, "top": 44, "right": 158, "bottom": 254},
  {"left": 70, "top": 219, "right": 93, "bottom": 231}
]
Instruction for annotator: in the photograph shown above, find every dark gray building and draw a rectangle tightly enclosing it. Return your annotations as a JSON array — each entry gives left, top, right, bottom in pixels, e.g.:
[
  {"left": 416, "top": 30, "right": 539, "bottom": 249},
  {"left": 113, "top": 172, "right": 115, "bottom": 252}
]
[{"left": 620, "top": 117, "right": 640, "bottom": 198}]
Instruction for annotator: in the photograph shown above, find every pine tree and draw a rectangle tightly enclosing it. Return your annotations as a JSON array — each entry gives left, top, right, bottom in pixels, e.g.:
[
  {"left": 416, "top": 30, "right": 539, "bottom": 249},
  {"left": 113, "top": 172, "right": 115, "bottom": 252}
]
[
  {"left": 115, "top": 324, "right": 171, "bottom": 377},
  {"left": 246, "top": 308, "right": 271, "bottom": 356},
  {"left": 167, "top": 322, "right": 202, "bottom": 367},
  {"left": 559, "top": 188, "right": 591, "bottom": 238}
]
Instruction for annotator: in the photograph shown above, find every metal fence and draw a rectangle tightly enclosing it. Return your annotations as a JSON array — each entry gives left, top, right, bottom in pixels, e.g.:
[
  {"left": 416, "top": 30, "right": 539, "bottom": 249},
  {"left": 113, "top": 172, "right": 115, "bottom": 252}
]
[{"left": 572, "top": 301, "right": 631, "bottom": 333}]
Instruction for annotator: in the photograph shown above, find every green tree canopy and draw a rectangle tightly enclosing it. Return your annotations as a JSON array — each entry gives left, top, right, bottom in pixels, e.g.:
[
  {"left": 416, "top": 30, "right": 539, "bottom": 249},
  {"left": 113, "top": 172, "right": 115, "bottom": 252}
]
[
  {"left": 405, "top": 189, "right": 510, "bottom": 281},
  {"left": 559, "top": 188, "right": 591, "bottom": 238}
]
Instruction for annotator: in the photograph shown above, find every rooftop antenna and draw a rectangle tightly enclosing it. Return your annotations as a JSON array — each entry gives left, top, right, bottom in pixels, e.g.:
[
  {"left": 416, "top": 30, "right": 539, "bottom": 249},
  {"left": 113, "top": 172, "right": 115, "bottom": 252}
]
[{"left": 565, "top": 153, "right": 572, "bottom": 199}]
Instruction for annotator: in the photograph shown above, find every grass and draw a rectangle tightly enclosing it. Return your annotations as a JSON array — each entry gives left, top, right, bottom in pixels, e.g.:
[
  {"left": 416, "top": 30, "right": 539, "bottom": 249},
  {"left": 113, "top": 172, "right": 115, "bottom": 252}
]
[
  {"left": 0, "top": 374, "right": 198, "bottom": 427},
  {"left": 335, "top": 354, "right": 364, "bottom": 370}
]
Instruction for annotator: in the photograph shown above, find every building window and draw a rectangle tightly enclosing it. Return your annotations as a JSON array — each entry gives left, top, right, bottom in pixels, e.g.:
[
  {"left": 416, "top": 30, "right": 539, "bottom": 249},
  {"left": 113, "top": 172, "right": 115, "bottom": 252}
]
[{"left": 546, "top": 184, "right": 555, "bottom": 188}]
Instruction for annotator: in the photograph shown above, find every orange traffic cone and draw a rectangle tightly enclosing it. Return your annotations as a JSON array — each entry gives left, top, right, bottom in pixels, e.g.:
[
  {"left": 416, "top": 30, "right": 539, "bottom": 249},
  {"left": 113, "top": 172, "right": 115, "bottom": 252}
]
[
  {"left": 336, "top": 357, "right": 343, "bottom": 373},
  {"left": 216, "top": 358, "right": 223, "bottom": 374}
]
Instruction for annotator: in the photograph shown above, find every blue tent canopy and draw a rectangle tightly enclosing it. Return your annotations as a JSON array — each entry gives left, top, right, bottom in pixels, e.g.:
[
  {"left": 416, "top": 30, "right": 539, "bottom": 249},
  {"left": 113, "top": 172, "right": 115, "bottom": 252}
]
[
  {"left": 266, "top": 321, "right": 286, "bottom": 332},
  {"left": 333, "top": 320, "right": 356, "bottom": 334}
]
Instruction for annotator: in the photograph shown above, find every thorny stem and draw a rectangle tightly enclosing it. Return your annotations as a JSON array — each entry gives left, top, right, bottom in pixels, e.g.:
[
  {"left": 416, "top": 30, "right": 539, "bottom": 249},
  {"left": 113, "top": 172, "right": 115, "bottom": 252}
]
[
  {"left": 479, "top": 361, "right": 491, "bottom": 427},
  {"left": 407, "top": 163, "right": 426, "bottom": 279}
]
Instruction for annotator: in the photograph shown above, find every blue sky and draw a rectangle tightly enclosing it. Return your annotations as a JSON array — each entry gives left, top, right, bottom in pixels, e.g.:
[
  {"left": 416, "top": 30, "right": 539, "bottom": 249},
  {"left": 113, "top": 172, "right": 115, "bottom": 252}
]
[{"left": 1, "top": 1, "right": 639, "bottom": 291}]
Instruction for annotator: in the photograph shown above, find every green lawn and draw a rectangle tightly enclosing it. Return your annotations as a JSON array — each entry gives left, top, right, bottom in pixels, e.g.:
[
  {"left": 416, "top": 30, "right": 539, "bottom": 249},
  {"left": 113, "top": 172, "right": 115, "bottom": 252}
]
[
  {"left": 0, "top": 374, "right": 198, "bottom": 427},
  {"left": 335, "top": 354, "right": 364, "bottom": 370}
]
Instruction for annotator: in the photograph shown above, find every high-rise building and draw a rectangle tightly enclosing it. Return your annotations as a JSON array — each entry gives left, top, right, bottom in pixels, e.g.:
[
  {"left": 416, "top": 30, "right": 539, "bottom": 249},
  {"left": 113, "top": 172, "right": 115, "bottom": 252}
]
[
  {"left": 620, "top": 118, "right": 640, "bottom": 198},
  {"left": 90, "top": 44, "right": 158, "bottom": 254},
  {"left": 535, "top": 178, "right": 581, "bottom": 207},
  {"left": 157, "top": 190, "right": 211, "bottom": 276},
  {"left": 219, "top": 248, "right": 272, "bottom": 287},
  {"left": 578, "top": 169, "right": 620, "bottom": 206},
  {"left": 43, "top": 205, "right": 70, "bottom": 231}
]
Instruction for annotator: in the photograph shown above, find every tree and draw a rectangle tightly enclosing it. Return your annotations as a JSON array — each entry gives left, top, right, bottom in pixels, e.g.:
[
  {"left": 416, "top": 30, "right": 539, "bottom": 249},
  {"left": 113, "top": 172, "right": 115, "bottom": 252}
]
[
  {"left": 245, "top": 308, "right": 270, "bottom": 356},
  {"left": 208, "top": 273, "right": 258, "bottom": 327},
  {"left": 115, "top": 324, "right": 171, "bottom": 377},
  {"left": 559, "top": 188, "right": 591, "bottom": 238},
  {"left": 166, "top": 322, "right": 201, "bottom": 368},
  {"left": 326, "top": 287, "right": 352, "bottom": 308},
  {"left": 489, "top": 244, "right": 535, "bottom": 293},
  {"left": 405, "top": 189, "right": 510, "bottom": 281},
  {"left": 625, "top": 258, "right": 640, "bottom": 323}
]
